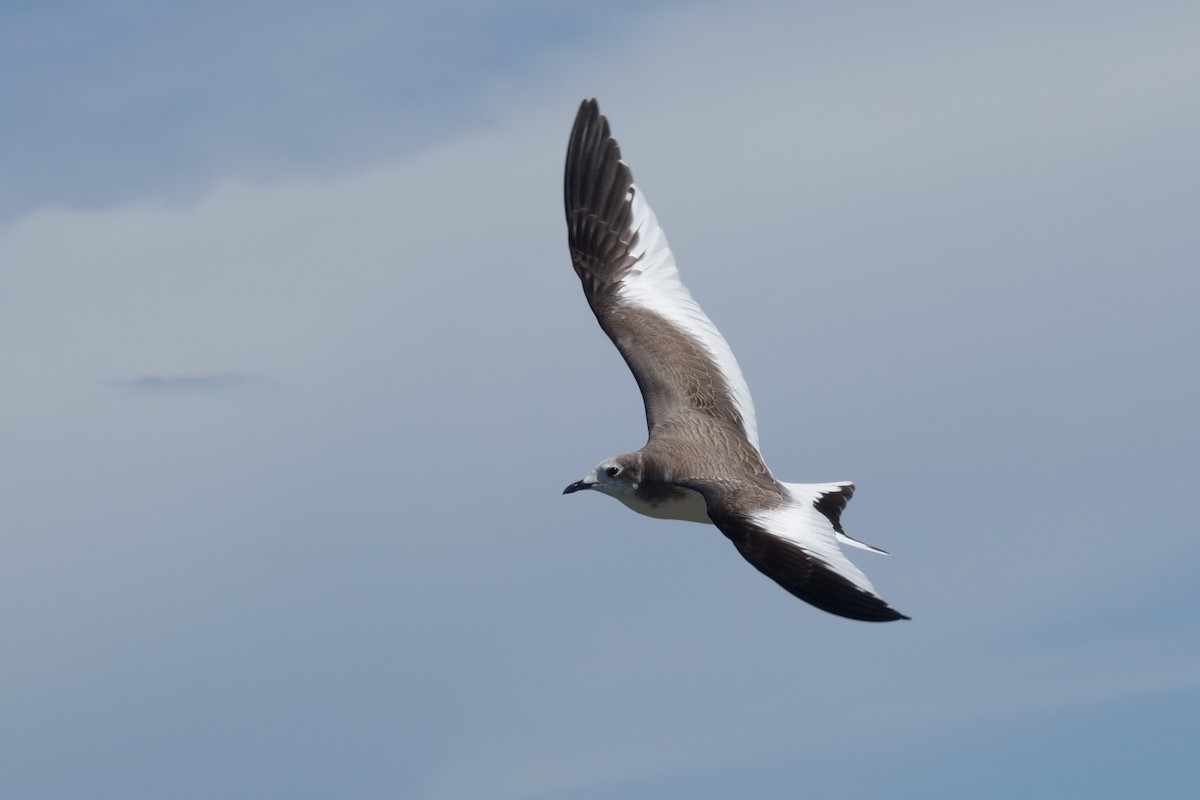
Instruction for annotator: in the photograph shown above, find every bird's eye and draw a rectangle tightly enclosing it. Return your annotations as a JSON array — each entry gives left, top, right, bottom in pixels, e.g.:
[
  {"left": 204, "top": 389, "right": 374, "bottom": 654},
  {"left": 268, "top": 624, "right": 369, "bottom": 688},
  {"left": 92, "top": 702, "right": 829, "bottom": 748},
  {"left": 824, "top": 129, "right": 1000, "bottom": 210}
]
[{"left": 605, "top": 465, "right": 621, "bottom": 477}]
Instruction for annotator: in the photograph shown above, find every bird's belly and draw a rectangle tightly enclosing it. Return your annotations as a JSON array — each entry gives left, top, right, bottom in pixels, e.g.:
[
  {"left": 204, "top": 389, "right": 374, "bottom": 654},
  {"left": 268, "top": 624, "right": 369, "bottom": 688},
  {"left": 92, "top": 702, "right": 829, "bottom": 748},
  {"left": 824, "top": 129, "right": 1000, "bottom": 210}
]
[{"left": 618, "top": 486, "right": 711, "bottom": 524}]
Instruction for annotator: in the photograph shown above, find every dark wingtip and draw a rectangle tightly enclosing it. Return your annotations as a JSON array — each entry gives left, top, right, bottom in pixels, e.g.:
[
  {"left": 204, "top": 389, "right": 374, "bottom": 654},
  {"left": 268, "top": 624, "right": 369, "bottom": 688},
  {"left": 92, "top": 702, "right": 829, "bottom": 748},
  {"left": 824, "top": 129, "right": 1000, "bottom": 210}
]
[
  {"left": 824, "top": 596, "right": 910, "bottom": 623},
  {"left": 824, "top": 590, "right": 911, "bottom": 623},
  {"left": 868, "top": 607, "right": 911, "bottom": 623}
]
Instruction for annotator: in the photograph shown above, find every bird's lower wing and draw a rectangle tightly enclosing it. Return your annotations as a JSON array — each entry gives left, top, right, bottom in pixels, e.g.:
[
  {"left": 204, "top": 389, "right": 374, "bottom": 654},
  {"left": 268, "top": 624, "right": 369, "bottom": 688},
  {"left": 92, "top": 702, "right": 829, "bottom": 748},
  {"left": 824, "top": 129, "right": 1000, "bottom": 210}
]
[{"left": 707, "top": 500, "right": 908, "bottom": 622}]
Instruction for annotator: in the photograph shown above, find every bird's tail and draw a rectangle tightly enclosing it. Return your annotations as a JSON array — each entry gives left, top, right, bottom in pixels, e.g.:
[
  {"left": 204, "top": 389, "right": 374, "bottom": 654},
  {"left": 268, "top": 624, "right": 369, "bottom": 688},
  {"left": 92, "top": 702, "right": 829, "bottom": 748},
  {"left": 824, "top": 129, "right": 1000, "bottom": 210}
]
[{"left": 781, "top": 481, "right": 890, "bottom": 555}]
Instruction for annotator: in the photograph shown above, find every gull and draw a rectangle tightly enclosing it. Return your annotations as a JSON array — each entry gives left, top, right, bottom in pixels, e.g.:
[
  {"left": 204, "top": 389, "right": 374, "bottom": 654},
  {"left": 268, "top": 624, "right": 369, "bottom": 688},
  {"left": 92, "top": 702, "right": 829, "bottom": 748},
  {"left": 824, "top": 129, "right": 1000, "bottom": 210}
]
[{"left": 561, "top": 99, "right": 908, "bottom": 622}]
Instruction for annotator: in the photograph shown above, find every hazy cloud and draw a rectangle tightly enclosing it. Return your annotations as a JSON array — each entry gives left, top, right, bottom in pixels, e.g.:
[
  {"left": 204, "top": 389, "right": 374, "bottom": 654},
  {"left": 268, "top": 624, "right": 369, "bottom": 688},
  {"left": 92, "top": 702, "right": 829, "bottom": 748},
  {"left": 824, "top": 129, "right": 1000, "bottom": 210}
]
[{"left": 107, "top": 372, "right": 266, "bottom": 394}]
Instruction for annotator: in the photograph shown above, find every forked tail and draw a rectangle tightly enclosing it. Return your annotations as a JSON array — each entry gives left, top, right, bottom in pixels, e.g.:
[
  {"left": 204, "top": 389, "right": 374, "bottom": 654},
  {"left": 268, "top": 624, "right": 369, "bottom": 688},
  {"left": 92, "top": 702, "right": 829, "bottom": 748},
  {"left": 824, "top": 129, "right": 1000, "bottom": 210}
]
[{"left": 782, "top": 481, "right": 890, "bottom": 555}]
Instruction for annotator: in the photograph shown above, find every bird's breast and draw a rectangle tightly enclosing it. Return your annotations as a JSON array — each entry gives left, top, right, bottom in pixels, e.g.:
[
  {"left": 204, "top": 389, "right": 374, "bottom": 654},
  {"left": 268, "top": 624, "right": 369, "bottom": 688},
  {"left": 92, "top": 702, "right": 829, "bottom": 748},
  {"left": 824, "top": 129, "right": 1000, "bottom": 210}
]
[{"left": 619, "top": 484, "right": 711, "bottom": 524}]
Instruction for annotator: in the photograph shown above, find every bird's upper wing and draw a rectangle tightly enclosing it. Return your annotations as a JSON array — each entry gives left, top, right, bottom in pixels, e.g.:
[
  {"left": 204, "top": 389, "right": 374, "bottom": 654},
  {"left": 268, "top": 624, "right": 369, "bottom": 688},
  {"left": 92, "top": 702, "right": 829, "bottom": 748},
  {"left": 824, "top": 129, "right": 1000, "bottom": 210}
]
[{"left": 564, "top": 99, "right": 760, "bottom": 451}]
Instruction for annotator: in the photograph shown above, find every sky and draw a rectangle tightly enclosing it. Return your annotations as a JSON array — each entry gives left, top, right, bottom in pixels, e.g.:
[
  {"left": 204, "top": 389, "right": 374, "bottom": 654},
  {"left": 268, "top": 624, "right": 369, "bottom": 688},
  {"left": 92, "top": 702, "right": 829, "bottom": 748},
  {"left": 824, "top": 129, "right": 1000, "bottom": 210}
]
[{"left": 2, "top": 1, "right": 1199, "bottom": 797}]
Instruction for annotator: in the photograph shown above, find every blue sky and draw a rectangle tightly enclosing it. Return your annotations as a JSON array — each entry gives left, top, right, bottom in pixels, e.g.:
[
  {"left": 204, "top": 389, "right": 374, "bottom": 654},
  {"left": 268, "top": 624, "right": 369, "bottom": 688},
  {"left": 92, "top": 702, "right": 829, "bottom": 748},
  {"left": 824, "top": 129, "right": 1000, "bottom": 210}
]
[{"left": 3, "top": 1, "right": 1199, "bottom": 798}]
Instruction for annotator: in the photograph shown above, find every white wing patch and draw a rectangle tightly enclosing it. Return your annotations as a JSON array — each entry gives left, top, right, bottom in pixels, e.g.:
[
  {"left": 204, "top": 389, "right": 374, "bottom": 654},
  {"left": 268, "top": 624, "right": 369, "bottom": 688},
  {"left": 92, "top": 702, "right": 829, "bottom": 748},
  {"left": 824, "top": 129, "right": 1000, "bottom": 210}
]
[
  {"left": 615, "top": 181, "right": 761, "bottom": 451},
  {"left": 751, "top": 483, "right": 884, "bottom": 599}
]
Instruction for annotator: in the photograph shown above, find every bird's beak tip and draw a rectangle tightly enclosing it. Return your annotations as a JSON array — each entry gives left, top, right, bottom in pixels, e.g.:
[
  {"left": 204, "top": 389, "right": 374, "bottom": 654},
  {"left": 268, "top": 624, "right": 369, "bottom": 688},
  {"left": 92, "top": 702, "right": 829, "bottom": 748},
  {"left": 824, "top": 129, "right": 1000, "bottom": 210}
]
[{"left": 563, "top": 480, "right": 588, "bottom": 495}]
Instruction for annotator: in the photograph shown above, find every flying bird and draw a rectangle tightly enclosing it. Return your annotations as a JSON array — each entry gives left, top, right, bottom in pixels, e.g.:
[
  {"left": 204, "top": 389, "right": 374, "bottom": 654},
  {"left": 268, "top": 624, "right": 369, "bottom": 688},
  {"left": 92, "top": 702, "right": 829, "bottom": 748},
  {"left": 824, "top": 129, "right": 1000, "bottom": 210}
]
[{"left": 561, "top": 99, "right": 908, "bottom": 622}]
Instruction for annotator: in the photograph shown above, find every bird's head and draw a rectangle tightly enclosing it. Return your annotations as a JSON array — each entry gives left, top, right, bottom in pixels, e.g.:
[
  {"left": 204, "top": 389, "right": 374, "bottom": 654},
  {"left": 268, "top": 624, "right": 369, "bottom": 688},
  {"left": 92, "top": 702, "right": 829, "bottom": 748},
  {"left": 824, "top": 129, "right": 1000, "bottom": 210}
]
[{"left": 563, "top": 452, "right": 643, "bottom": 499}]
